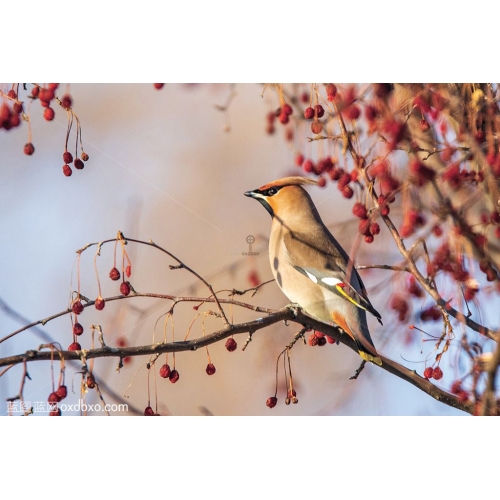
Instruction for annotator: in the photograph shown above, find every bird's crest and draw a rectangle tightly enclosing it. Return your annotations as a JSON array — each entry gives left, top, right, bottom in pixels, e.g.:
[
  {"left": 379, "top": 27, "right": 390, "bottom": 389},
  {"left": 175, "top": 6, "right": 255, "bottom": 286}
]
[{"left": 257, "top": 176, "right": 318, "bottom": 191}]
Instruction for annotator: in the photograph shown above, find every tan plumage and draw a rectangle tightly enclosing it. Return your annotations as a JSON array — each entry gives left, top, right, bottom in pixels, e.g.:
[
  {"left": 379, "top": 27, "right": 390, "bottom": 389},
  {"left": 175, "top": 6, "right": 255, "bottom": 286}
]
[{"left": 245, "top": 176, "right": 382, "bottom": 365}]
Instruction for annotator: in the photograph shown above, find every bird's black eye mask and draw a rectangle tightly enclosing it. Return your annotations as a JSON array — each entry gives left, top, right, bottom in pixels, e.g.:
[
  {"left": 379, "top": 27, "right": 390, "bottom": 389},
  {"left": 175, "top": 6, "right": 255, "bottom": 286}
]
[{"left": 255, "top": 186, "right": 282, "bottom": 197}]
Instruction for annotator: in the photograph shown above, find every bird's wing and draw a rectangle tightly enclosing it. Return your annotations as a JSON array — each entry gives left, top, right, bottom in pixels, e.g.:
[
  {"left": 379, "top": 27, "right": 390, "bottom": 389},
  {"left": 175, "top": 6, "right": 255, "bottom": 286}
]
[{"left": 283, "top": 230, "right": 383, "bottom": 324}]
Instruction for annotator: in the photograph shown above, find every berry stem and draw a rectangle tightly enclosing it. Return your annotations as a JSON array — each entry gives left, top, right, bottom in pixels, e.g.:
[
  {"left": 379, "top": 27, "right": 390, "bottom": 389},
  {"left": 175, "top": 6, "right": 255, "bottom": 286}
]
[
  {"left": 94, "top": 248, "right": 103, "bottom": 299},
  {"left": 64, "top": 108, "right": 74, "bottom": 153}
]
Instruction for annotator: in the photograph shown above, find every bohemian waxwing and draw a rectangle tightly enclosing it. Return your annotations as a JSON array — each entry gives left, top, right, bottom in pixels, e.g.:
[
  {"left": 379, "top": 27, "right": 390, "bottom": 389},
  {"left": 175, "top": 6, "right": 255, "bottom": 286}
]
[{"left": 245, "top": 176, "right": 382, "bottom": 366}]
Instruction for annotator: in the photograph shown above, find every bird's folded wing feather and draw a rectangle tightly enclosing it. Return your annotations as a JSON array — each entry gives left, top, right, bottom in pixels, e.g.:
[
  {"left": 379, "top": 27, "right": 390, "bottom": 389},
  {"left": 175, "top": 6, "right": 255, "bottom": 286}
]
[{"left": 283, "top": 230, "right": 383, "bottom": 323}]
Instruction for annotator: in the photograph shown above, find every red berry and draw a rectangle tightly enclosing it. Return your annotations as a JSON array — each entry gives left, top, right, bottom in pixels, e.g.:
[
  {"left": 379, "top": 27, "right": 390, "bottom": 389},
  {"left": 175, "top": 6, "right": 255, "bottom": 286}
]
[
  {"left": 55, "top": 385, "right": 68, "bottom": 400},
  {"left": 61, "top": 94, "right": 72, "bottom": 109},
  {"left": 48, "top": 392, "right": 61, "bottom": 403},
  {"left": 125, "top": 265, "right": 132, "bottom": 277},
  {"left": 266, "top": 396, "right": 277, "bottom": 408},
  {"left": 318, "top": 177, "right": 326, "bottom": 188},
  {"left": 72, "top": 299, "right": 84, "bottom": 315},
  {"left": 206, "top": 363, "right": 216, "bottom": 375},
  {"left": 295, "top": 153, "right": 304, "bottom": 167},
  {"left": 370, "top": 223, "right": 380, "bottom": 235},
  {"left": 24, "top": 143, "right": 35, "bottom": 155},
  {"left": 304, "top": 107, "right": 314, "bottom": 120},
  {"left": 358, "top": 219, "right": 371, "bottom": 235},
  {"left": 432, "top": 367, "right": 443, "bottom": 380},
  {"left": 154, "top": 83, "right": 164, "bottom": 90},
  {"left": 338, "top": 172, "right": 351, "bottom": 189},
  {"left": 63, "top": 151, "right": 73, "bottom": 164},
  {"left": 62, "top": 164, "right": 72, "bottom": 176},
  {"left": 419, "top": 119, "right": 430, "bottom": 132},
  {"left": 317, "top": 336, "right": 327, "bottom": 346},
  {"left": 300, "top": 92, "right": 309, "bottom": 103},
  {"left": 109, "top": 267, "right": 120, "bottom": 280},
  {"left": 144, "top": 406, "right": 155, "bottom": 415},
  {"left": 44, "top": 107, "right": 55, "bottom": 121},
  {"left": 159, "top": 364, "right": 171, "bottom": 378},
  {"left": 433, "top": 225, "right": 443, "bottom": 237},
  {"left": 282, "top": 104, "right": 293, "bottom": 115},
  {"left": 342, "top": 186, "right": 354, "bottom": 199},
  {"left": 451, "top": 380, "right": 462, "bottom": 394},
  {"left": 352, "top": 202, "right": 368, "bottom": 219},
  {"left": 364, "top": 234, "right": 374, "bottom": 244},
  {"left": 314, "top": 104, "right": 325, "bottom": 118},
  {"left": 311, "top": 120, "right": 323, "bottom": 134},
  {"left": 344, "top": 105, "right": 360, "bottom": 120},
  {"left": 9, "top": 113, "right": 20, "bottom": 128},
  {"left": 95, "top": 297, "right": 105, "bottom": 310},
  {"left": 73, "top": 322, "right": 84, "bottom": 336},
  {"left": 463, "top": 285, "right": 478, "bottom": 301},
  {"left": 74, "top": 158, "right": 84, "bottom": 170},
  {"left": 326, "top": 84, "right": 337, "bottom": 100},
  {"left": 475, "top": 130, "right": 485, "bottom": 143},
  {"left": 457, "top": 391, "right": 469, "bottom": 402},
  {"left": 0, "top": 103, "right": 11, "bottom": 122},
  {"left": 49, "top": 408, "right": 61, "bottom": 416},
  {"left": 169, "top": 369, "right": 180, "bottom": 383},
  {"left": 225, "top": 338, "right": 237, "bottom": 352},
  {"left": 266, "top": 124, "right": 275, "bottom": 135},
  {"left": 13, "top": 102, "right": 23, "bottom": 114},
  {"left": 7, "top": 89, "right": 17, "bottom": 99},
  {"left": 423, "top": 367, "right": 433, "bottom": 379},
  {"left": 303, "top": 159, "right": 314, "bottom": 173},
  {"left": 248, "top": 270, "right": 260, "bottom": 287},
  {"left": 31, "top": 86, "right": 40, "bottom": 98},
  {"left": 120, "top": 282, "right": 131, "bottom": 296},
  {"left": 68, "top": 342, "right": 81, "bottom": 351},
  {"left": 380, "top": 205, "right": 390, "bottom": 216},
  {"left": 48, "top": 83, "right": 59, "bottom": 91},
  {"left": 278, "top": 111, "right": 289, "bottom": 124},
  {"left": 308, "top": 333, "right": 318, "bottom": 346}
]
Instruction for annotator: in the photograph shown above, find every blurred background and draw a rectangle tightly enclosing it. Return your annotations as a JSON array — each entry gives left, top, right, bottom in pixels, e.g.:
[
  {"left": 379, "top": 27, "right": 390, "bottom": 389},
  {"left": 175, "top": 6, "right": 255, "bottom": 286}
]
[{"left": 0, "top": 83, "right": 465, "bottom": 415}]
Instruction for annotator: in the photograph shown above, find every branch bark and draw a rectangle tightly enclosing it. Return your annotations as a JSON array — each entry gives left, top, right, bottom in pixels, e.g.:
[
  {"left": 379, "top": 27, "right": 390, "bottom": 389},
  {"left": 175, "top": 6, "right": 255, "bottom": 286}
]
[{"left": 0, "top": 304, "right": 474, "bottom": 415}]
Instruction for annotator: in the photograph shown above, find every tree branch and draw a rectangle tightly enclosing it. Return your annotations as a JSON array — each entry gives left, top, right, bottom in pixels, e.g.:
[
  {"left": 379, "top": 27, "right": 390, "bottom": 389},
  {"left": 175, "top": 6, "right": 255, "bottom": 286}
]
[{"left": 0, "top": 306, "right": 474, "bottom": 415}]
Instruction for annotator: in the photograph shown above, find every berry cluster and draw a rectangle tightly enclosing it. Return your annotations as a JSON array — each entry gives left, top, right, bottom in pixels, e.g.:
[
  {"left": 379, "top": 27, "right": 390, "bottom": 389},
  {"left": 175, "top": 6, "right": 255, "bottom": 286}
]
[
  {"left": 352, "top": 201, "right": 381, "bottom": 244},
  {"left": 1, "top": 83, "right": 93, "bottom": 177},
  {"left": 1, "top": 87, "right": 23, "bottom": 131},
  {"left": 423, "top": 366, "right": 443, "bottom": 380},
  {"left": 307, "top": 330, "right": 336, "bottom": 346},
  {"left": 159, "top": 363, "right": 180, "bottom": 383}
]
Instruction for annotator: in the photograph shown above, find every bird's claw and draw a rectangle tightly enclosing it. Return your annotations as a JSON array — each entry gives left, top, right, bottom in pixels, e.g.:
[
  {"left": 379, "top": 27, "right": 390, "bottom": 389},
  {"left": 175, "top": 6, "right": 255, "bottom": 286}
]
[{"left": 285, "top": 303, "right": 301, "bottom": 319}]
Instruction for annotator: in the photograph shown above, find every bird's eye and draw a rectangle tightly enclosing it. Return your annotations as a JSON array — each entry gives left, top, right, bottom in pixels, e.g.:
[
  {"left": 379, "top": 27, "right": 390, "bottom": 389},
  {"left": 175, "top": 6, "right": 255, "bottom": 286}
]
[{"left": 266, "top": 188, "right": 278, "bottom": 196}]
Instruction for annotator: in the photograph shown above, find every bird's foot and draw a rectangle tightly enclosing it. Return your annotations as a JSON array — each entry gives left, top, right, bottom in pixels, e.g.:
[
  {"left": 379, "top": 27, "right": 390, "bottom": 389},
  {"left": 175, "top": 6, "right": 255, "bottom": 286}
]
[{"left": 285, "top": 303, "right": 301, "bottom": 319}]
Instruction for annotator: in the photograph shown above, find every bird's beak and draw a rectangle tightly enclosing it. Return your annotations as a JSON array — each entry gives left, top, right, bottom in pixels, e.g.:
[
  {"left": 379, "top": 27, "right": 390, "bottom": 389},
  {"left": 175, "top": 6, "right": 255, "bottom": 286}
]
[
  {"left": 244, "top": 189, "right": 273, "bottom": 217},
  {"left": 245, "top": 190, "right": 266, "bottom": 200}
]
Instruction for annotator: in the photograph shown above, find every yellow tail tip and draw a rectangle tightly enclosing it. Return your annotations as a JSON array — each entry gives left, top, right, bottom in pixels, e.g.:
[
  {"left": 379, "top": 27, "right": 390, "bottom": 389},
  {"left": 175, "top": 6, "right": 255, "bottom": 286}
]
[{"left": 359, "top": 351, "right": 382, "bottom": 366}]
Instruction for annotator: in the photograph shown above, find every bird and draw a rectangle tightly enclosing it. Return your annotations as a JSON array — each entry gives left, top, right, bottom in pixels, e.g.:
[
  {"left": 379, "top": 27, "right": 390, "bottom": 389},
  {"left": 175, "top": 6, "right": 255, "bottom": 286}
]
[{"left": 244, "top": 176, "right": 382, "bottom": 366}]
